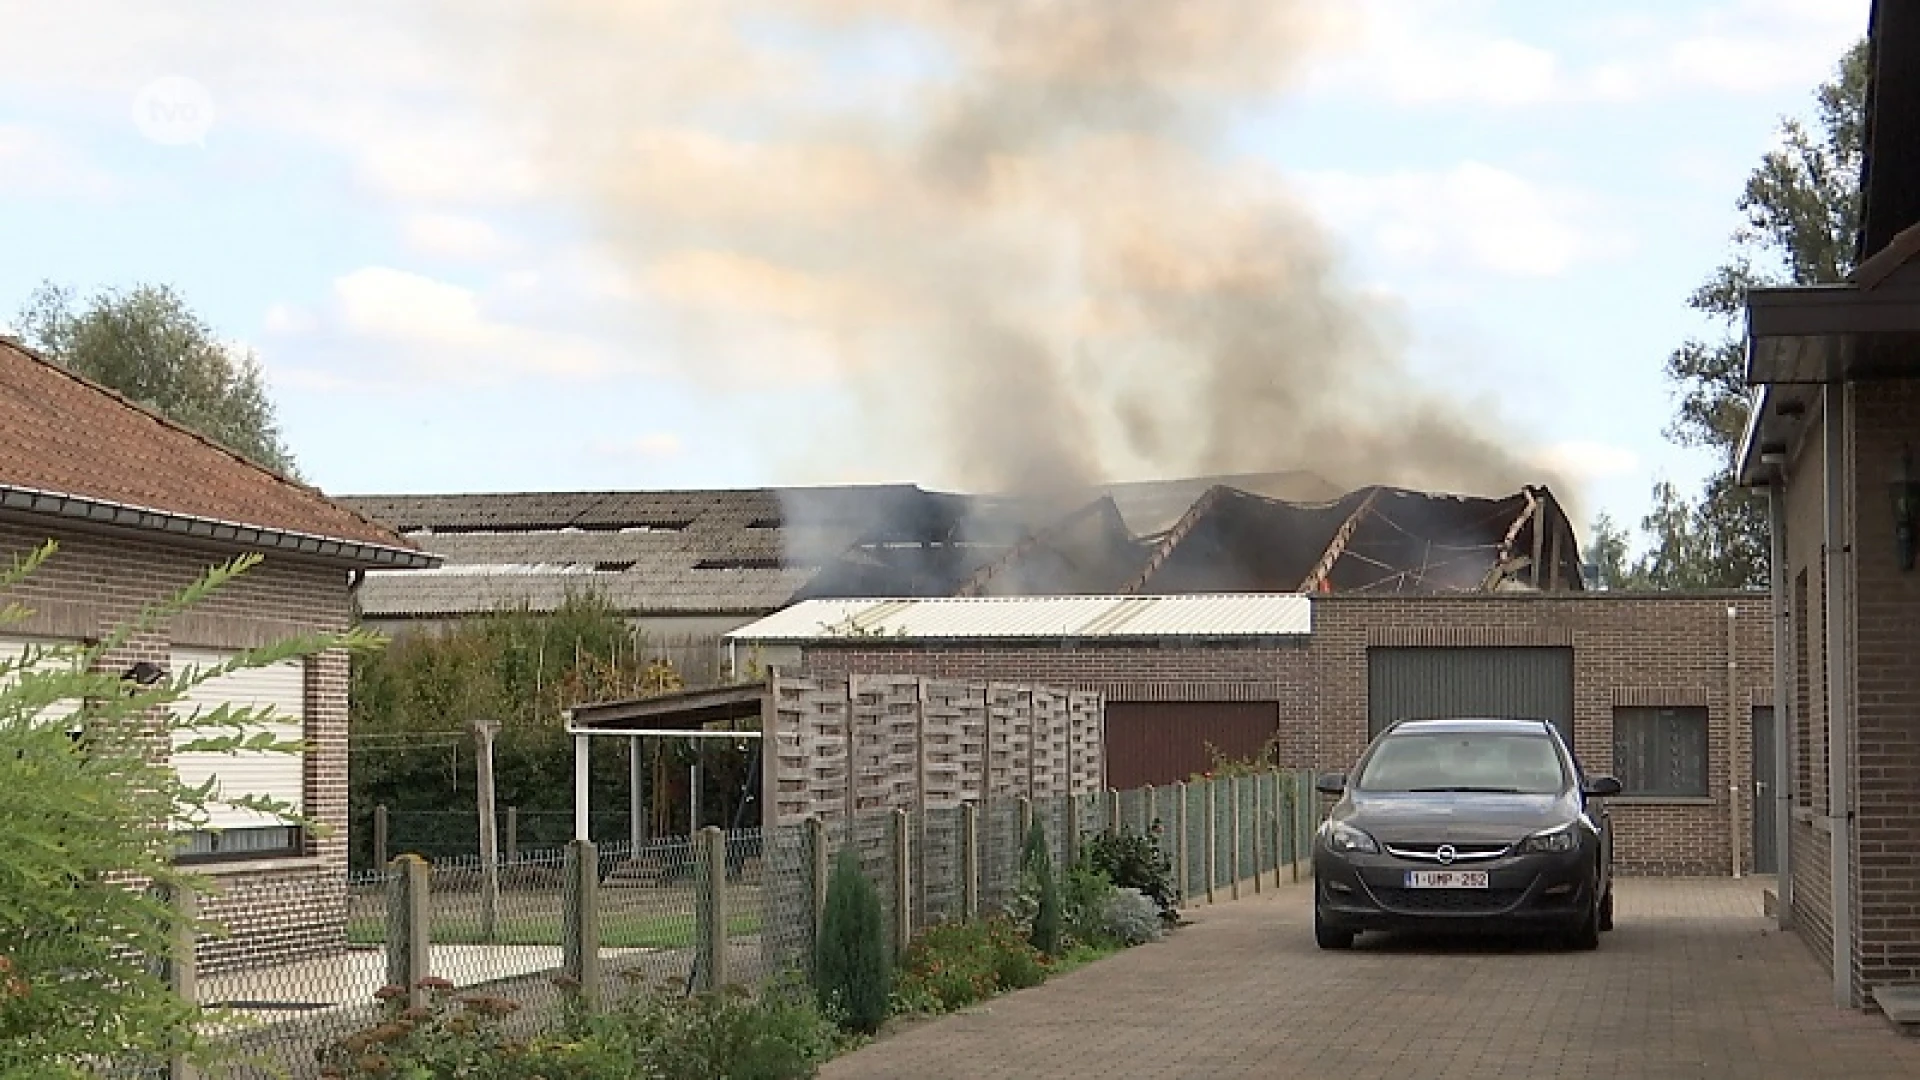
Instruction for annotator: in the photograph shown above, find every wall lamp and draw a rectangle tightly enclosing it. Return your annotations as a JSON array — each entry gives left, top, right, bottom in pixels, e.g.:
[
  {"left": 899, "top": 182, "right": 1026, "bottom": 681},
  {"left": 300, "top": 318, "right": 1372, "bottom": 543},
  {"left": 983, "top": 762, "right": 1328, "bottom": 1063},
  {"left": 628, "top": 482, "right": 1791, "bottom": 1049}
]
[
  {"left": 121, "top": 661, "right": 168, "bottom": 688},
  {"left": 1892, "top": 443, "right": 1920, "bottom": 572}
]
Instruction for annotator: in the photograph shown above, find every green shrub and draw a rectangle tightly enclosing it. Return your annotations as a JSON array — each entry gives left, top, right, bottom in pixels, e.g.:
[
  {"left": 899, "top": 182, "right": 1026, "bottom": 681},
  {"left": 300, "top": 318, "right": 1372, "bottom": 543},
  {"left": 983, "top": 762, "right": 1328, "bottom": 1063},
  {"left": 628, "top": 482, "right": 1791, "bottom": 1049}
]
[
  {"left": 1082, "top": 828, "right": 1179, "bottom": 924},
  {"left": 893, "top": 916, "right": 1048, "bottom": 1014},
  {"left": 618, "top": 981, "right": 840, "bottom": 1080},
  {"left": 318, "top": 980, "right": 525, "bottom": 1079},
  {"left": 1062, "top": 864, "right": 1122, "bottom": 947},
  {"left": 814, "top": 846, "right": 891, "bottom": 1034},
  {"left": 1020, "top": 817, "right": 1063, "bottom": 957}
]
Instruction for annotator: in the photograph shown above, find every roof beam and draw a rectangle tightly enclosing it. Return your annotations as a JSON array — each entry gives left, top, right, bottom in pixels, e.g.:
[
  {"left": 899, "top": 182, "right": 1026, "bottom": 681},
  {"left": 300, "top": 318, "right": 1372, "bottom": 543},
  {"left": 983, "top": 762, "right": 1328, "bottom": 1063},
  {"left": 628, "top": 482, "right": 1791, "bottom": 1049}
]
[
  {"left": 1296, "top": 488, "right": 1381, "bottom": 594},
  {"left": 1115, "top": 485, "right": 1230, "bottom": 595},
  {"left": 952, "top": 497, "right": 1120, "bottom": 597},
  {"left": 1479, "top": 489, "right": 1538, "bottom": 592}
]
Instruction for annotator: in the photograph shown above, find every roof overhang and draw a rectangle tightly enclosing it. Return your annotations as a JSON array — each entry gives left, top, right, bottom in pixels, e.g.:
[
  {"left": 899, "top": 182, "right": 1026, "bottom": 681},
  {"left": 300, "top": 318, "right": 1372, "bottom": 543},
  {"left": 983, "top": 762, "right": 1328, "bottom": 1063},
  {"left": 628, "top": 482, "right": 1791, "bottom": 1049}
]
[
  {"left": 564, "top": 681, "right": 766, "bottom": 736},
  {"left": 0, "top": 484, "right": 439, "bottom": 570}
]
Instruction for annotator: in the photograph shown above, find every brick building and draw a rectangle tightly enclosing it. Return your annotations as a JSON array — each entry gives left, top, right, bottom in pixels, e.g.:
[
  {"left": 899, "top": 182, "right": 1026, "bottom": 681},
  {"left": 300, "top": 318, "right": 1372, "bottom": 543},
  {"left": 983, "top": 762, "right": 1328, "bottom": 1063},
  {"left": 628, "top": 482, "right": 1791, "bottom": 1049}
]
[
  {"left": 0, "top": 338, "right": 434, "bottom": 965},
  {"left": 1732, "top": 0, "right": 1920, "bottom": 1017},
  {"left": 729, "top": 591, "right": 1774, "bottom": 878}
]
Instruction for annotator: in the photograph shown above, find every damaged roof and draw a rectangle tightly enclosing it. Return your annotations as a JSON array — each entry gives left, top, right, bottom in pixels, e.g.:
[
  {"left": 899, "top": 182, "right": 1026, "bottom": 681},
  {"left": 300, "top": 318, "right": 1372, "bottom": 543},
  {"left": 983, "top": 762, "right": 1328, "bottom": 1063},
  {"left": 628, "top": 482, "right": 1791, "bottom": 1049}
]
[{"left": 347, "top": 474, "right": 1582, "bottom": 619}]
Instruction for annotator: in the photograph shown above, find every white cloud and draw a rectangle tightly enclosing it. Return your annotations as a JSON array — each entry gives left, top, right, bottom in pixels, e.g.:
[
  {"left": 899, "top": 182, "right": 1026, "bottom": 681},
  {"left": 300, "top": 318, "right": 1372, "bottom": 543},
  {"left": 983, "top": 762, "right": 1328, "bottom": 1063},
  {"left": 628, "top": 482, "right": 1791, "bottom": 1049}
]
[
  {"left": 1304, "top": 0, "right": 1866, "bottom": 107},
  {"left": 402, "top": 213, "right": 513, "bottom": 261},
  {"left": 1297, "top": 162, "right": 1626, "bottom": 279},
  {"left": 590, "top": 432, "right": 684, "bottom": 460}
]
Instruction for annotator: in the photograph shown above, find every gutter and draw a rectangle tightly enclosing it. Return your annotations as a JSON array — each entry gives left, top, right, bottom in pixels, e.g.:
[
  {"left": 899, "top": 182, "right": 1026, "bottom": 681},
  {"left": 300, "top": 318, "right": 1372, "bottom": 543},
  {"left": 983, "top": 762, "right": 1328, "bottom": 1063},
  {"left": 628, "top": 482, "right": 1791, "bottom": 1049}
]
[
  {"left": 0, "top": 484, "right": 439, "bottom": 570},
  {"left": 1822, "top": 384, "right": 1856, "bottom": 1009},
  {"left": 1768, "top": 483, "right": 1793, "bottom": 926}
]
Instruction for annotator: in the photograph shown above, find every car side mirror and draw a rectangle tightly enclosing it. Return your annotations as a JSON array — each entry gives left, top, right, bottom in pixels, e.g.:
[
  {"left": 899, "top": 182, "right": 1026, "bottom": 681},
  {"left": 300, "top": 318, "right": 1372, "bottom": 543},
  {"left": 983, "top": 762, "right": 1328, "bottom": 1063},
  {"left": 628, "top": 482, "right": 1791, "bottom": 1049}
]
[
  {"left": 1582, "top": 775, "right": 1623, "bottom": 798},
  {"left": 1315, "top": 772, "right": 1347, "bottom": 797}
]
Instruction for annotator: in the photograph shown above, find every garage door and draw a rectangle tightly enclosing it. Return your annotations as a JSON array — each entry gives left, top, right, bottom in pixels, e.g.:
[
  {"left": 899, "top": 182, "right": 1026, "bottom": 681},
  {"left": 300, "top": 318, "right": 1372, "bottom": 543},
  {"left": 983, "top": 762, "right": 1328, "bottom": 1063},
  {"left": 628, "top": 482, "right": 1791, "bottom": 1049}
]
[
  {"left": 1367, "top": 647, "right": 1574, "bottom": 742},
  {"left": 1104, "top": 702, "right": 1279, "bottom": 790},
  {"left": 170, "top": 648, "right": 306, "bottom": 830}
]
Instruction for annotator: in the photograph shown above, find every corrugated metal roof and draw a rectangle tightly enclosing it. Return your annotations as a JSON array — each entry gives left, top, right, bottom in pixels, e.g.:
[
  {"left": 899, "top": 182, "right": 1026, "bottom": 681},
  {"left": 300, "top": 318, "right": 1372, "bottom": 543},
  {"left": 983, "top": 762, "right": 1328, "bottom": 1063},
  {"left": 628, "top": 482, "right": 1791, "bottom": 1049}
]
[{"left": 725, "top": 594, "right": 1312, "bottom": 642}]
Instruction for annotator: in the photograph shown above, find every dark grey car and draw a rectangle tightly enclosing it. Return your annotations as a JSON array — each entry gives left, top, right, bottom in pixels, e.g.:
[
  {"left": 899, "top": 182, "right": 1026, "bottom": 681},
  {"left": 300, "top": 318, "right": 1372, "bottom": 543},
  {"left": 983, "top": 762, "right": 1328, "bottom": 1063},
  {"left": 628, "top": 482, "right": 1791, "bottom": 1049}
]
[{"left": 1311, "top": 717, "right": 1621, "bottom": 951}]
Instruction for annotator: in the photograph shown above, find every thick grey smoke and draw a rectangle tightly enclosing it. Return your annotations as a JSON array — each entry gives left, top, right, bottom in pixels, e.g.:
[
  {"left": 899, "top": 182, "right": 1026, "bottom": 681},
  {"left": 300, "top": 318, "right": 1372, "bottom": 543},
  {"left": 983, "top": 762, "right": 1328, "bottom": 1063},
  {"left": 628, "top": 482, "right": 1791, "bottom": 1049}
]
[{"left": 464, "top": 0, "right": 1563, "bottom": 506}]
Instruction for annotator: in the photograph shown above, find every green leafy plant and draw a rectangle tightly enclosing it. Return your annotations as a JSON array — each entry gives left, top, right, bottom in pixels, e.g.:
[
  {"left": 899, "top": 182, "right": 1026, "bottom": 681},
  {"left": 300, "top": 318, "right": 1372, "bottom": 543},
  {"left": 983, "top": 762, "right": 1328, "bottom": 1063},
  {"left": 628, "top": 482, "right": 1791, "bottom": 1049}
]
[
  {"left": 1081, "top": 828, "right": 1180, "bottom": 925},
  {"left": 814, "top": 846, "right": 891, "bottom": 1034},
  {"left": 613, "top": 980, "right": 840, "bottom": 1080},
  {"left": 1061, "top": 864, "right": 1122, "bottom": 948},
  {"left": 0, "top": 542, "right": 382, "bottom": 1077},
  {"left": 892, "top": 916, "right": 1046, "bottom": 1015},
  {"left": 317, "top": 980, "right": 523, "bottom": 1079}
]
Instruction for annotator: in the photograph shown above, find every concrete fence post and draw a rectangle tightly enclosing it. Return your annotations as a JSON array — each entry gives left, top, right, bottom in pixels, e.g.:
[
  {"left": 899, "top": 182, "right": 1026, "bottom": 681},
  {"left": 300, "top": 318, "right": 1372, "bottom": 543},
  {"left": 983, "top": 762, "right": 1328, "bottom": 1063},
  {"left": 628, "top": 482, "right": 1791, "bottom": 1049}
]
[
  {"left": 1174, "top": 782, "right": 1190, "bottom": 904},
  {"left": 807, "top": 817, "right": 829, "bottom": 950},
  {"left": 1107, "top": 788, "right": 1122, "bottom": 834},
  {"left": 166, "top": 884, "right": 200, "bottom": 1080},
  {"left": 695, "top": 826, "right": 728, "bottom": 991},
  {"left": 1144, "top": 785, "right": 1157, "bottom": 839},
  {"left": 891, "top": 809, "right": 913, "bottom": 958},
  {"left": 1062, "top": 794, "right": 1080, "bottom": 870},
  {"left": 1288, "top": 775, "right": 1302, "bottom": 884},
  {"left": 562, "top": 840, "right": 602, "bottom": 1008},
  {"left": 1204, "top": 780, "right": 1217, "bottom": 905},
  {"left": 373, "top": 804, "right": 389, "bottom": 870},
  {"left": 1018, "top": 796, "right": 1034, "bottom": 847},
  {"left": 1251, "top": 776, "right": 1263, "bottom": 895},
  {"left": 386, "top": 855, "right": 432, "bottom": 1009},
  {"left": 961, "top": 802, "right": 980, "bottom": 920},
  {"left": 1270, "top": 772, "right": 1284, "bottom": 889},
  {"left": 1229, "top": 775, "right": 1243, "bottom": 900},
  {"left": 505, "top": 806, "right": 519, "bottom": 865}
]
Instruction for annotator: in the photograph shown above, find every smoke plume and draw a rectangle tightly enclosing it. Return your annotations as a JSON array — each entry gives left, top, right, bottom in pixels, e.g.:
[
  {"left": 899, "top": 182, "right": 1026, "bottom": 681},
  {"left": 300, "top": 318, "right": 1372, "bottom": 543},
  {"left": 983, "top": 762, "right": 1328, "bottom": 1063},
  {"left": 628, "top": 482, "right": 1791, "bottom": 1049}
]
[{"left": 462, "top": 0, "right": 1562, "bottom": 504}]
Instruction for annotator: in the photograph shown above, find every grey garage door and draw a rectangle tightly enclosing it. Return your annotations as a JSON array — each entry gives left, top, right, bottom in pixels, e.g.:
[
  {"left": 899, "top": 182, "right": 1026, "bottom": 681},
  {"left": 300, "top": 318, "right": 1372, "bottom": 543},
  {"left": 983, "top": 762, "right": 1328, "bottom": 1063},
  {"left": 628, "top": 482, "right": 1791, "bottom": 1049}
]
[{"left": 1367, "top": 647, "right": 1574, "bottom": 742}]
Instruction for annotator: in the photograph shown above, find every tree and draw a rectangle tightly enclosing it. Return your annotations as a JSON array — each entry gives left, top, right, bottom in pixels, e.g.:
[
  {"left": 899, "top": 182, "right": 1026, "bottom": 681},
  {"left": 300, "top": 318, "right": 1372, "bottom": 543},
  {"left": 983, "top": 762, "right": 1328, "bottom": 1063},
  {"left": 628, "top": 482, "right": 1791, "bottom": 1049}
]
[
  {"left": 1641, "top": 38, "right": 1867, "bottom": 589},
  {"left": 813, "top": 845, "right": 890, "bottom": 1035},
  {"left": 0, "top": 543, "right": 382, "bottom": 1075},
  {"left": 13, "top": 282, "right": 301, "bottom": 477}
]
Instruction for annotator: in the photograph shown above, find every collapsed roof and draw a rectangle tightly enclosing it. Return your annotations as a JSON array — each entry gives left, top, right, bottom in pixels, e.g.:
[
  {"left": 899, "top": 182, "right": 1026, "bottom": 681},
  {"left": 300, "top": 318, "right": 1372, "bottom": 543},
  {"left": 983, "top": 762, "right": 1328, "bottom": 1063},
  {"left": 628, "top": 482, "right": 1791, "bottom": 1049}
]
[{"left": 344, "top": 473, "right": 1582, "bottom": 620}]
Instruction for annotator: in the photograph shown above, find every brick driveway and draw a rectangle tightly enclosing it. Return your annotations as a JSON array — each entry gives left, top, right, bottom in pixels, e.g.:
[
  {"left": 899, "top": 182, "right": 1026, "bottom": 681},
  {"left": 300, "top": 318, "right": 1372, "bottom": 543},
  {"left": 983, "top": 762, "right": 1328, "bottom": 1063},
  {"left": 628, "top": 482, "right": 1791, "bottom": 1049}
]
[{"left": 821, "top": 878, "right": 1920, "bottom": 1079}]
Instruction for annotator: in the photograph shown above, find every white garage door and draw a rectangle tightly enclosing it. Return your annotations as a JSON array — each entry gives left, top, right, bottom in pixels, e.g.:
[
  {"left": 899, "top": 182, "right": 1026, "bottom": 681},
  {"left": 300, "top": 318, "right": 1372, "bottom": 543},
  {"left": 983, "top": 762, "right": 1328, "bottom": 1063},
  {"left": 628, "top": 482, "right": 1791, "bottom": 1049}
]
[
  {"left": 170, "top": 648, "right": 306, "bottom": 830},
  {"left": 0, "top": 636, "right": 84, "bottom": 731}
]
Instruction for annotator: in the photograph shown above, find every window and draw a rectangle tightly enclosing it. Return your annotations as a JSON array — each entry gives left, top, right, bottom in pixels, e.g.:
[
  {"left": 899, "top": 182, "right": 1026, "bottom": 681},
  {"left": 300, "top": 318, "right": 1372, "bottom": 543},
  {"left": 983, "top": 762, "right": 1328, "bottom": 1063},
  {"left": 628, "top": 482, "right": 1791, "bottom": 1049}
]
[{"left": 1611, "top": 706, "right": 1709, "bottom": 797}]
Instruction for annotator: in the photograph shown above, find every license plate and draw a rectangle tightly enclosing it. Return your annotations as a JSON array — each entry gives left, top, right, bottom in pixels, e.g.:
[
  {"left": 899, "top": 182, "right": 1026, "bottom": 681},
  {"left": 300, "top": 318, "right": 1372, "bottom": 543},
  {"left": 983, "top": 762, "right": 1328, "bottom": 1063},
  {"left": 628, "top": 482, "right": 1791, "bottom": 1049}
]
[{"left": 1404, "top": 870, "right": 1489, "bottom": 889}]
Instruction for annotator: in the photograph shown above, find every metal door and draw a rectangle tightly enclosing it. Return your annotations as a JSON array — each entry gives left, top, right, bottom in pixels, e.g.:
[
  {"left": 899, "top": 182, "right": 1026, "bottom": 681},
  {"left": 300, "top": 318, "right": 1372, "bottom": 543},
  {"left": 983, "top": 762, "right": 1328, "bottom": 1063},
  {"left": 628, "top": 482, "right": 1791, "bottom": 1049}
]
[
  {"left": 1752, "top": 705, "right": 1778, "bottom": 873},
  {"left": 1367, "top": 647, "right": 1575, "bottom": 743}
]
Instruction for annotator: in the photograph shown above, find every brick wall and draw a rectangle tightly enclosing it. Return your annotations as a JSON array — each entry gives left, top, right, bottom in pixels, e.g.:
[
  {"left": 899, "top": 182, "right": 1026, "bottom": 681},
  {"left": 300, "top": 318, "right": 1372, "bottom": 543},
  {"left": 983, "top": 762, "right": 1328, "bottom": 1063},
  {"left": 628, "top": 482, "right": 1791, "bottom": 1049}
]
[
  {"left": 805, "top": 592, "right": 1773, "bottom": 877},
  {"left": 0, "top": 522, "right": 355, "bottom": 970},
  {"left": 1780, "top": 400, "right": 1837, "bottom": 986},
  {"left": 1846, "top": 377, "right": 1920, "bottom": 998}
]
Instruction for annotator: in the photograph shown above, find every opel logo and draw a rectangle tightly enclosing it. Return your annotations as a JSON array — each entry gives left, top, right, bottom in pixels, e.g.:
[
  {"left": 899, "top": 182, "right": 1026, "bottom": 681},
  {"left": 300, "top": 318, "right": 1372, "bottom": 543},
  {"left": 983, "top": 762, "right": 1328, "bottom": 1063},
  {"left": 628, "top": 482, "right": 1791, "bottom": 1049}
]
[{"left": 1436, "top": 844, "right": 1457, "bottom": 865}]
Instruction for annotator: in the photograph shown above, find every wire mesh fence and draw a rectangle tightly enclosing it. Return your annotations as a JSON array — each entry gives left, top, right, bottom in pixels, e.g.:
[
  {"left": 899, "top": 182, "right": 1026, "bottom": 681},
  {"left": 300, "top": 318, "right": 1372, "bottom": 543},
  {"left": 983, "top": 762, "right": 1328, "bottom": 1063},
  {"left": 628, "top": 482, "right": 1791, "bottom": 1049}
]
[{"left": 121, "top": 772, "right": 1319, "bottom": 1078}]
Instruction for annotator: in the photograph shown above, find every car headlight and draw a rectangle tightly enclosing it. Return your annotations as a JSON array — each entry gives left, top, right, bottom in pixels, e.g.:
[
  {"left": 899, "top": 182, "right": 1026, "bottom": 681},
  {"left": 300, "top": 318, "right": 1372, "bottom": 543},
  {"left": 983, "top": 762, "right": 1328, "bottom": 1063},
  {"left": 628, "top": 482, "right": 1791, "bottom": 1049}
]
[
  {"left": 1323, "top": 820, "right": 1379, "bottom": 855},
  {"left": 1519, "top": 823, "right": 1580, "bottom": 854}
]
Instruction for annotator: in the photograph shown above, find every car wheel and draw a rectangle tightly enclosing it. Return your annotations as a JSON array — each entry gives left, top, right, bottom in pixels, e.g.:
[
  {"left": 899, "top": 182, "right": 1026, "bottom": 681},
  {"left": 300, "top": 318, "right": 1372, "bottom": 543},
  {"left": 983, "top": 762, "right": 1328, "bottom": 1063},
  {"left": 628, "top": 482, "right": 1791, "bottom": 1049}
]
[
  {"left": 1567, "top": 890, "right": 1601, "bottom": 951},
  {"left": 1314, "top": 905, "right": 1355, "bottom": 950},
  {"left": 1598, "top": 886, "right": 1615, "bottom": 932}
]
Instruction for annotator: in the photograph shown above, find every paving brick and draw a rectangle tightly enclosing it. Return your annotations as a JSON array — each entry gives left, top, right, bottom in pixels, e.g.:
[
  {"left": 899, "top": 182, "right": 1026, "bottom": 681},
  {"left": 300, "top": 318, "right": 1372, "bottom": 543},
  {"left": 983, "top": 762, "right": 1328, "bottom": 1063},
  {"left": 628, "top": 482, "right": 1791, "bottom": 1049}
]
[{"left": 821, "top": 878, "right": 1920, "bottom": 1079}]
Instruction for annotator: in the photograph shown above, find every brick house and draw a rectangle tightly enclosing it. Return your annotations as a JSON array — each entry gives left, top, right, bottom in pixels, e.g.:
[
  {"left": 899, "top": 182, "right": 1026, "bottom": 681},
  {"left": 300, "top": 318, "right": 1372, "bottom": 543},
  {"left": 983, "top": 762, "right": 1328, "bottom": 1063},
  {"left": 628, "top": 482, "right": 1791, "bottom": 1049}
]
[
  {"left": 729, "top": 591, "right": 1774, "bottom": 878},
  {"left": 0, "top": 338, "right": 435, "bottom": 965},
  {"left": 1732, "top": 0, "right": 1920, "bottom": 1015}
]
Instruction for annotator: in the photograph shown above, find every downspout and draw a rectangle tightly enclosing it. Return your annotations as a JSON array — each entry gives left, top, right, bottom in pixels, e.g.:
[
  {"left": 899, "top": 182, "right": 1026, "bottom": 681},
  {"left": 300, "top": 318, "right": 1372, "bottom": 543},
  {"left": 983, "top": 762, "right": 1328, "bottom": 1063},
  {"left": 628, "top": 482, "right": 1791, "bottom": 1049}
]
[
  {"left": 1768, "top": 483, "right": 1793, "bottom": 927},
  {"left": 1822, "top": 382, "right": 1855, "bottom": 1009},
  {"left": 1726, "top": 604, "right": 1741, "bottom": 878}
]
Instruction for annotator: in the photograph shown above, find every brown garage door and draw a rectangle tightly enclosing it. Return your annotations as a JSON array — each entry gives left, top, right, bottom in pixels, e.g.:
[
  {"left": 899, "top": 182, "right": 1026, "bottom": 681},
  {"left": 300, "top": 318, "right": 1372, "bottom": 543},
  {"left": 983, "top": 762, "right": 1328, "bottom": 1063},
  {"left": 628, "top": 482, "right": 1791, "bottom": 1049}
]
[{"left": 1104, "top": 701, "right": 1280, "bottom": 790}]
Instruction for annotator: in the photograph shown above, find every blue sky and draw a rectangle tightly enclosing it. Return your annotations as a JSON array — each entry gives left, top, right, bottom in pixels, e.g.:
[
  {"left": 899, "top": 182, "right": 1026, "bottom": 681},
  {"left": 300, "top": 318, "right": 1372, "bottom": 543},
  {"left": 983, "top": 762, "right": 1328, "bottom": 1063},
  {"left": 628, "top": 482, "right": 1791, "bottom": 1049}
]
[{"left": 0, "top": 0, "right": 1870, "bottom": 550}]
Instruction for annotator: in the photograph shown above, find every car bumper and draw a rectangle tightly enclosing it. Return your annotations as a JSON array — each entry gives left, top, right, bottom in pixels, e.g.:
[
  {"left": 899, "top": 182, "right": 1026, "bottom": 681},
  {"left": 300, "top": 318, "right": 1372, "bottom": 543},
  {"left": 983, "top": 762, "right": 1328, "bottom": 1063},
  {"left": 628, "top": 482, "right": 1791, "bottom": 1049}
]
[{"left": 1313, "top": 846, "right": 1598, "bottom": 934}]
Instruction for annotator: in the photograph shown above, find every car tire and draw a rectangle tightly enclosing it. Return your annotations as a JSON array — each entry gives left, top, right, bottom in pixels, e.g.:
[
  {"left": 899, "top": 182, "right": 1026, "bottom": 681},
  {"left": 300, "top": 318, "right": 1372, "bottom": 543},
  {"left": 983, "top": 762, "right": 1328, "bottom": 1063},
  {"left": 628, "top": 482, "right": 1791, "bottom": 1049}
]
[
  {"left": 1567, "top": 890, "right": 1601, "bottom": 951},
  {"left": 1598, "top": 886, "right": 1615, "bottom": 932},
  {"left": 1314, "top": 906, "right": 1355, "bottom": 950}
]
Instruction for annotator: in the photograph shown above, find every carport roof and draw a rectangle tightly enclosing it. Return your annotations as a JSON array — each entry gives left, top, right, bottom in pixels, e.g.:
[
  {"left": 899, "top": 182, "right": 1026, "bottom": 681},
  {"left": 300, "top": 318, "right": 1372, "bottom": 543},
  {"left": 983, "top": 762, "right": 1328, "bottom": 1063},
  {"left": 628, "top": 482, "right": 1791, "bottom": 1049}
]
[{"left": 726, "top": 593, "right": 1313, "bottom": 643}]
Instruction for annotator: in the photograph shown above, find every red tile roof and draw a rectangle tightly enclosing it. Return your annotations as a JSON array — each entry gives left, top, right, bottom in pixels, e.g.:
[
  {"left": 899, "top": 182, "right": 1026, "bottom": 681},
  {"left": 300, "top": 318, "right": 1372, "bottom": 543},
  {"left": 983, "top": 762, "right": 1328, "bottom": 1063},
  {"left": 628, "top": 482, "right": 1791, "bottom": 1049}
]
[{"left": 0, "top": 338, "right": 419, "bottom": 558}]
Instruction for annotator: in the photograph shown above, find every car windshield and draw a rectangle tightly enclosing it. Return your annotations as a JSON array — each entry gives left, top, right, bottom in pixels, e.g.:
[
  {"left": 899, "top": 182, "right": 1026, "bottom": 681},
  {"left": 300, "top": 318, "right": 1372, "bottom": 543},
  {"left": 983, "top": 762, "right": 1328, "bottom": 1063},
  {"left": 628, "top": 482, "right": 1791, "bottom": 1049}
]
[{"left": 1355, "top": 731, "right": 1567, "bottom": 795}]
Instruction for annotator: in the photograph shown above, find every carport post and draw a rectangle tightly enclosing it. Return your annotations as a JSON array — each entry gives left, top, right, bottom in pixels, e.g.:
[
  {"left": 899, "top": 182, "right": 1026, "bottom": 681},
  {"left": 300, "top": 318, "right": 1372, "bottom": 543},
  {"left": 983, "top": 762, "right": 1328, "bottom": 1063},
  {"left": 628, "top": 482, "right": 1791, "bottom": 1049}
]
[{"left": 572, "top": 733, "right": 591, "bottom": 843}]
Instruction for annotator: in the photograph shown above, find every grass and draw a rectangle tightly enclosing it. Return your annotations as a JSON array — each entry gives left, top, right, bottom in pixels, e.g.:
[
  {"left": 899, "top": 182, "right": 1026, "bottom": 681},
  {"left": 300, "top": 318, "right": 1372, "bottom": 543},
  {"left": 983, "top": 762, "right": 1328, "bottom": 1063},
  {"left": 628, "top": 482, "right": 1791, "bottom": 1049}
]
[
  {"left": 346, "top": 908, "right": 763, "bottom": 949},
  {"left": 1046, "top": 939, "right": 1126, "bottom": 976}
]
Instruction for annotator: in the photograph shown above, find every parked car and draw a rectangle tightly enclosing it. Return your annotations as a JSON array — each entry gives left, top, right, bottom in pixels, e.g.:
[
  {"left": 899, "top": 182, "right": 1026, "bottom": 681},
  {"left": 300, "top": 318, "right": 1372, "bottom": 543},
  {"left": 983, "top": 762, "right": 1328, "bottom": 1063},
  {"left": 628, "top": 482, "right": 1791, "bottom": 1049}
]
[{"left": 1311, "top": 716, "right": 1620, "bottom": 951}]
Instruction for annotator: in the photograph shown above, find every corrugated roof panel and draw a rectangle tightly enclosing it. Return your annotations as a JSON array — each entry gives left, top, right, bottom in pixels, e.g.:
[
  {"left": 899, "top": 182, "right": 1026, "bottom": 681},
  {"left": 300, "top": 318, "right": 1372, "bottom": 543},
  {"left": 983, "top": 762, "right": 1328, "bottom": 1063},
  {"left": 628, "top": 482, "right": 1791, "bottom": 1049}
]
[{"left": 725, "top": 594, "right": 1312, "bottom": 642}]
